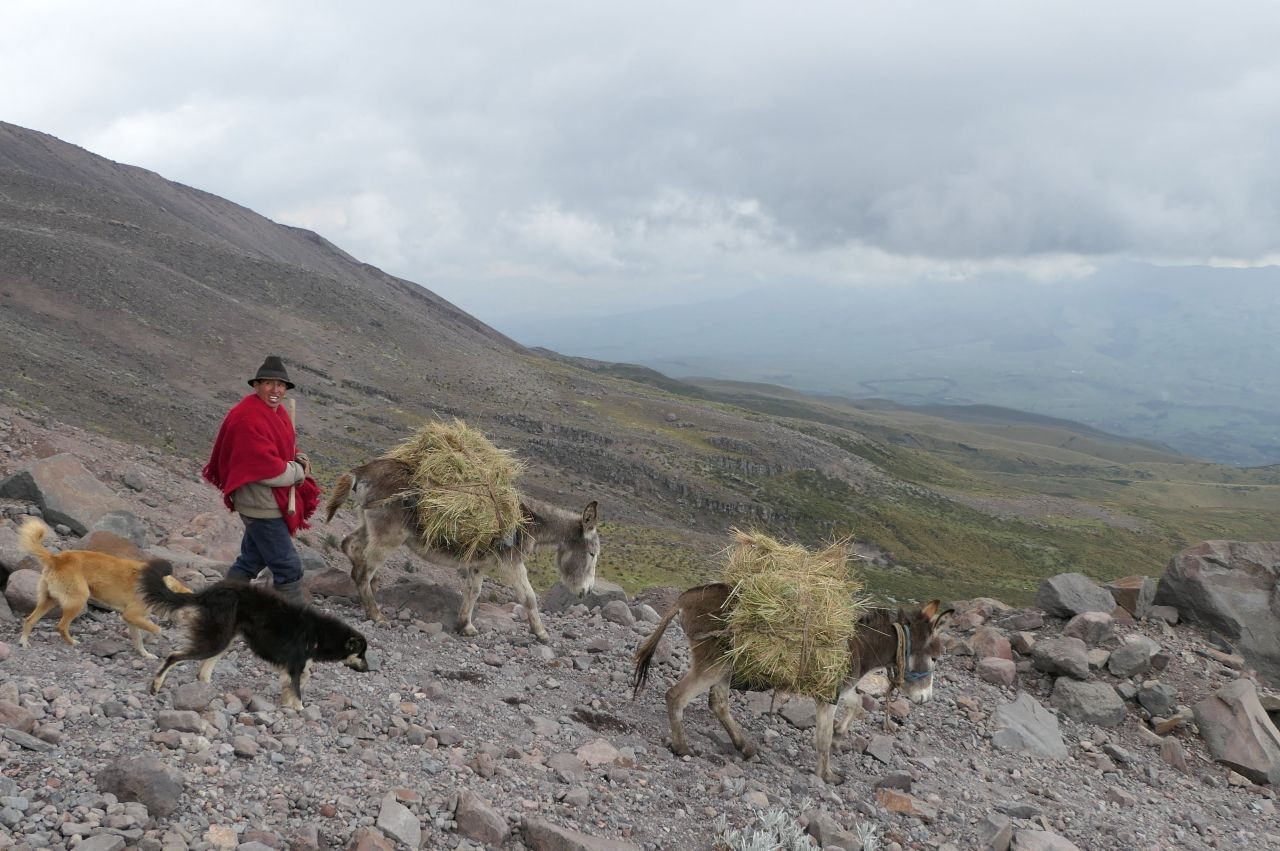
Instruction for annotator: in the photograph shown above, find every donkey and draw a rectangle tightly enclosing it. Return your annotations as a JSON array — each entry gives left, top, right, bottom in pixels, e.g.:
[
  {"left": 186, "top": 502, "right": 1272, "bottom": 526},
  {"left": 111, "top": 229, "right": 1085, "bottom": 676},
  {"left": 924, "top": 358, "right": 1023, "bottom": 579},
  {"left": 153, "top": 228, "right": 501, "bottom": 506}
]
[
  {"left": 324, "top": 458, "right": 599, "bottom": 642},
  {"left": 632, "top": 582, "right": 952, "bottom": 784}
]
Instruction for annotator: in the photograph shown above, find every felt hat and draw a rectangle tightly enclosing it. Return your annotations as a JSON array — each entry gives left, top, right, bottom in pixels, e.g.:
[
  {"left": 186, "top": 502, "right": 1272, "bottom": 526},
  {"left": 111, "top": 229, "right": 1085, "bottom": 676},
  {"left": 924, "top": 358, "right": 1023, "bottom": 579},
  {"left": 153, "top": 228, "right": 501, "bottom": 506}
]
[{"left": 248, "top": 355, "right": 295, "bottom": 389}]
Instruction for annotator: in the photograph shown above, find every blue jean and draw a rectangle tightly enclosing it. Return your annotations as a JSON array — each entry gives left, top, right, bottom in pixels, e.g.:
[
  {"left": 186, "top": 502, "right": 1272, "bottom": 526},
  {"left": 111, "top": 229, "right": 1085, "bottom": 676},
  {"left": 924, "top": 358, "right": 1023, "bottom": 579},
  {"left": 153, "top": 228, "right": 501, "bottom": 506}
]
[{"left": 227, "top": 516, "right": 302, "bottom": 586}]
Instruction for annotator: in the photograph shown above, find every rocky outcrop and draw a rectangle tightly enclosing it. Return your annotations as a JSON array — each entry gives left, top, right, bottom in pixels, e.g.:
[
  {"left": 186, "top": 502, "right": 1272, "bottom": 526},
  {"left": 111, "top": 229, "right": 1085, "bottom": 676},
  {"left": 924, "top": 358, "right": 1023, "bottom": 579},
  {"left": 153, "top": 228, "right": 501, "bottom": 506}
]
[
  {"left": 1194, "top": 678, "right": 1280, "bottom": 785},
  {"left": 1035, "top": 573, "right": 1115, "bottom": 619},
  {"left": 0, "top": 454, "right": 128, "bottom": 535},
  {"left": 1154, "top": 540, "right": 1280, "bottom": 683}
]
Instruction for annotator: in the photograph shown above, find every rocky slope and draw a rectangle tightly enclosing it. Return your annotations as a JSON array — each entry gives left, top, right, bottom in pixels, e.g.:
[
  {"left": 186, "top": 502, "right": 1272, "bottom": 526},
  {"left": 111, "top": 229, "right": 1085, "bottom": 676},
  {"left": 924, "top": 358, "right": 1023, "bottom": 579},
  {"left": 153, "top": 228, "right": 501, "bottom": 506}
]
[{"left": 3, "top": 406, "right": 1280, "bottom": 851}]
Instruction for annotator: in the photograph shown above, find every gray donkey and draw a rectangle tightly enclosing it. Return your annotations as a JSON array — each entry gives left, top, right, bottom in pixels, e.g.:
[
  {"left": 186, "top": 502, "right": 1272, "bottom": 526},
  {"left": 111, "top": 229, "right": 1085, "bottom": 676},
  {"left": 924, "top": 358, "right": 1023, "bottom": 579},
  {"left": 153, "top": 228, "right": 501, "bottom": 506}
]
[{"left": 324, "top": 458, "right": 599, "bottom": 641}]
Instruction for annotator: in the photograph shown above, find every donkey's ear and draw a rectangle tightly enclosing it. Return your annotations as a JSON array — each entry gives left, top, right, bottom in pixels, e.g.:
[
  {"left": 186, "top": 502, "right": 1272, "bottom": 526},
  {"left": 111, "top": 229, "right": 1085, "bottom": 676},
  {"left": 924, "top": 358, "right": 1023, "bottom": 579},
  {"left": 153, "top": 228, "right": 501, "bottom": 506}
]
[
  {"left": 581, "top": 501, "right": 599, "bottom": 531},
  {"left": 925, "top": 600, "right": 954, "bottom": 631}
]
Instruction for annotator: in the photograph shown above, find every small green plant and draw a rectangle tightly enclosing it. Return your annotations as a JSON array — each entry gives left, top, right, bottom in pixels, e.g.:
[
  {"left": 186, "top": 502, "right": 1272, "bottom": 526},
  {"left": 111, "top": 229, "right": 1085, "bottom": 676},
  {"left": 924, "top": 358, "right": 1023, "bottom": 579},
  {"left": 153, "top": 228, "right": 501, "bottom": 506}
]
[{"left": 711, "top": 807, "right": 811, "bottom": 851}]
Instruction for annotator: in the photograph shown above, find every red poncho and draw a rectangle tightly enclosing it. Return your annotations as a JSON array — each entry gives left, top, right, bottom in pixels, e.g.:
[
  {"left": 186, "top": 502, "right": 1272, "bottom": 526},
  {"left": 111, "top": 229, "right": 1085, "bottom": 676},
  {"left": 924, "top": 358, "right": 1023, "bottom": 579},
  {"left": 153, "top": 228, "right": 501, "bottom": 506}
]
[{"left": 203, "top": 393, "right": 321, "bottom": 535}]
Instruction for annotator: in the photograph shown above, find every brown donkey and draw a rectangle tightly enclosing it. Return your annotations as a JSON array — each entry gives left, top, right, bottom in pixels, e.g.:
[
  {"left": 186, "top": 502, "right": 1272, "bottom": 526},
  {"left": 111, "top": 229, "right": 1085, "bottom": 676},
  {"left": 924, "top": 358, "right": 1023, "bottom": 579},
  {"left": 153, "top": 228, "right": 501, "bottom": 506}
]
[
  {"left": 324, "top": 458, "right": 599, "bottom": 641},
  {"left": 632, "top": 582, "right": 952, "bottom": 783}
]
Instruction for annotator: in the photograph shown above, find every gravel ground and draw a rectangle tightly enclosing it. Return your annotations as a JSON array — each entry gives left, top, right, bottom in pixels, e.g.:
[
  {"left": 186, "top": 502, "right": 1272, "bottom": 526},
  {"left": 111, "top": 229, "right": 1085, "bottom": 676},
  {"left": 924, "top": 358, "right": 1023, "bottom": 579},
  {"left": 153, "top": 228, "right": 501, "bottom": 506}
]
[{"left": 3, "top": 405, "right": 1280, "bottom": 851}]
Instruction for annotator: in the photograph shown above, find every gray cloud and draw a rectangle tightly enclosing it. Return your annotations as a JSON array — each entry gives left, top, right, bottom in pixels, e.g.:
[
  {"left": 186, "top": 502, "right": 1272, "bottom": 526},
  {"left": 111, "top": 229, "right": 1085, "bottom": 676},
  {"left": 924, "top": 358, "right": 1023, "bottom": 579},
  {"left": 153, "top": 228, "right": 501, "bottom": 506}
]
[{"left": 4, "top": 1, "right": 1280, "bottom": 319}]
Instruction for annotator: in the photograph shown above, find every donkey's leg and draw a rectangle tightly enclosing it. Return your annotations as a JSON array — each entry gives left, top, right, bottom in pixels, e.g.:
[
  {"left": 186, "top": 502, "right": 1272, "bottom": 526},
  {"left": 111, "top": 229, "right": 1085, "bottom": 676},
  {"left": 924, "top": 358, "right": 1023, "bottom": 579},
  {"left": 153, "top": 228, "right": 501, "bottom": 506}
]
[
  {"left": 456, "top": 565, "right": 485, "bottom": 636},
  {"left": 504, "top": 557, "right": 550, "bottom": 643},
  {"left": 665, "top": 662, "right": 727, "bottom": 757},
  {"left": 814, "top": 701, "right": 843, "bottom": 784},
  {"left": 834, "top": 685, "right": 865, "bottom": 739},
  {"left": 709, "top": 677, "right": 756, "bottom": 759}
]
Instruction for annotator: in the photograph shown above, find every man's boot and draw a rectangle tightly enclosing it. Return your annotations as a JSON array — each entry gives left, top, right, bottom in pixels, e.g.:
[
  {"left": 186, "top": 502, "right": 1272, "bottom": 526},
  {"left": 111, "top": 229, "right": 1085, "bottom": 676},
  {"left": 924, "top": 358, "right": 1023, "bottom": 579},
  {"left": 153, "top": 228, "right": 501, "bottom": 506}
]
[{"left": 274, "top": 578, "right": 308, "bottom": 606}]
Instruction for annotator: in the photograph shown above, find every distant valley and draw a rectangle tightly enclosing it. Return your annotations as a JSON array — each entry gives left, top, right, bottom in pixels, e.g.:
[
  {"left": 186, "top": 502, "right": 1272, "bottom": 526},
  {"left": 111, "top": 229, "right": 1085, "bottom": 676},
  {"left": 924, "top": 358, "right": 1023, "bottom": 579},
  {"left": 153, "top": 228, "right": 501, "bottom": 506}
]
[{"left": 502, "top": 265, "right": 1280, "bottom": 467}]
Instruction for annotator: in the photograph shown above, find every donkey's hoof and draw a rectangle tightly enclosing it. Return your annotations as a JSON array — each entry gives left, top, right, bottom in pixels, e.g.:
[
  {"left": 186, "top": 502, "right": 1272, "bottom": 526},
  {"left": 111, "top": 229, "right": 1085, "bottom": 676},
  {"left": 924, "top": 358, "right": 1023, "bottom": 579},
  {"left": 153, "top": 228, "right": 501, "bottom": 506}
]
[
  {"left": 820, "top": 769, "right": 845, "bottom": 785},
  {"left": 669, "top": 742, "right": 693, "bottom": 758},
  {"left": 740, "top": 742, "right": 758, "bottom": 760},
  {"left": 459, "top": 623, "right": 479, "bottom": 637},
  {"left": 534, "top": 629, "right": 550, "bottom": 643}
]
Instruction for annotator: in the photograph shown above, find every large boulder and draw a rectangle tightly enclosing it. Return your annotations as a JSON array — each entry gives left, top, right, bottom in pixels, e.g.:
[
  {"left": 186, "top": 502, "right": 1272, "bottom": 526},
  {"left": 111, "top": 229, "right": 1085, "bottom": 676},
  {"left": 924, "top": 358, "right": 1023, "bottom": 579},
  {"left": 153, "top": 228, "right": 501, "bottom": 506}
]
[
  {"left": 1031, "top": 637, "right": 1090, "bottom": 681},
  {"left": 1154, "top": 540, "right": 1280, "bottom": 683},
  {"left": 1035, "top": 573, "right": 1115, "bottom": 619},
  {"left": 89, "top": 511, "right": 150, "bottom": 548},
  {"left": 95, "top": 756, "right": 184, "bottom": 817},
  {"left": 991, "top": 693, "right": 1068, "bottom": 759},
  {"left": 542, "top": 578, "right": 626, "bottom": 613},
  {"left": 0, "top": 454, "right": 129, "bottom": 535},
  {"left": 1050, "top": 679, "right": 1126, "bottom": 728},
  {"left": 4, "top": 569, "right": 42, "bottom": 615},
  {"left": 375, "top": 578, "right": 463, "bottom": 624},
  {"left": 1194, "top": 678, "right": 1280, "bottom": 785},
  {"left": 1104, "top": 575, "right": 1156, "bottom": 619}
]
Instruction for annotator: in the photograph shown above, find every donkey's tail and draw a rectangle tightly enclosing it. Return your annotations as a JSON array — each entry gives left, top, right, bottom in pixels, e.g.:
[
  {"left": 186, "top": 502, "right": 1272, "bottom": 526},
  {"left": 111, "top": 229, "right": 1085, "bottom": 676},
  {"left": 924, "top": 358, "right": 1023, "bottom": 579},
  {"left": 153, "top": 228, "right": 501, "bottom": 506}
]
[
  {"left": 631, "top": 602, "right": 684, "bottom": 699},
  {"left": 323, "top": 472, "right": 355, "bottom": 523}
]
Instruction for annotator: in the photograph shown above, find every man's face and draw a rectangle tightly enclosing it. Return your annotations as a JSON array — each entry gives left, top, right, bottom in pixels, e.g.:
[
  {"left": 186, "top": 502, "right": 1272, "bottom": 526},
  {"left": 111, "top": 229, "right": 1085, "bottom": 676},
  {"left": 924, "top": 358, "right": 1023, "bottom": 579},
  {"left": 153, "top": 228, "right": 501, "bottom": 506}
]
[{"left": 253, "top": 379, "right": 288, "bottom": 409}]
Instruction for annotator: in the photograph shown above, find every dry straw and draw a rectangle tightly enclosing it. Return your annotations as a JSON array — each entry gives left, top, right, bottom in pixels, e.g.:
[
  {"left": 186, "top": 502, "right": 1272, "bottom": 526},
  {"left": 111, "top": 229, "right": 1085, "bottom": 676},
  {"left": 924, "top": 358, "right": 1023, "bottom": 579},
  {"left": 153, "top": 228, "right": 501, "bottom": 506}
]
[
  {"left": 722, "top": 528, "right": 866, "bottom": 702},
  {"left": 381, "top": 419, "right": 525, "bottom": 560}
]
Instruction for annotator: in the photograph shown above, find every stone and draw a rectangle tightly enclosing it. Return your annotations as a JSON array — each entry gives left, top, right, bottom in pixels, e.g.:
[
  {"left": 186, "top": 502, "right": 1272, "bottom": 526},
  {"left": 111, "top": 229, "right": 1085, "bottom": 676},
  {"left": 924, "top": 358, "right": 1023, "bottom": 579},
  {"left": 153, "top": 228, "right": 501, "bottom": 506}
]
[
  {"left": 1010, "top": 632, "right": 1035, "bottom": 656},
  {"left": 866, "top": 734, "right": 895, "bottom": 764},
  {"left": 992, "top": 693, "right": 1068, "bottom": 759},
  {"left": 1194, "top": 678, "right": 1280, "bottom": 785},
  {"left": 977, "top": 657, "right": 1017, "bottom": 687},
  {"left": 3, "top": 569, "right": 41, "bottom": 614},
  {"left": 375, "top": 793, "right": 420, "bottom": 849},
  {"left": 1138, "top": 682, "right": 1178, "bottom": 717},
  {"left": 803, "top": 809, "right": 861, "bottom": 851},
  {"left": 1107, "top": 636, "right": 1159, "bottom": 678},
  {"left": 575, "top": 738, "right": 620, "bottom": 766},
  {"left": 522, "top": 818, "right": 641, "bottom": 850},
  {"left": 874, "top": 788, "right": 936, "bottom": 822},
  {"left": 546, "top": 753, "right": 586, "bottom": 782},
  {"left": 978, "top": 814, "right": 1013, "bottom": 851},
  {"left": 1154, "top": 539, "right": 1280, "bottom": 680},
  {"left": 600, "top": 600, "right": 635, "bottom": 626},
  {"left": 1035, "top": 573, "right": 1115, "bottom": 619},
  {"left": 303, "top": 568, "right": 357, "bottom": 600},
  {"left": 0, "top": 700, "right": 36, "bottom": 733},
  {"left": 374, "top": 579, "right": 462, "bottom": 624},
  {"left": 1103, "top": 575, "right": 1156, "bottom": 619},
  {"left": 75, "top": 836, "right": 126, "bottom": 851},
  {"left": 971, "top": 626, "right": 1013, "bottom": 661},
  {"left": 1148, "top": 605, "right": 1178, "bottom": 624},
  {"left": 87, "top": 512, "right": 150, "bottom": 548},
  {"left": 780, "top": 699, "right": 817, "bottom": 729},
  {"left": 2, "top": 728, "right": 54, "bottom": 751},
  {"left": 542, "top": 579, "right": 627, "bottom": 613},
  {"left": 345, "top": 828, "right": 394, "bottom": 851},
  {"left": 1031, "top": 637, "right": 1089, "bottom": 680},
  {"left": 1160, "top": 737, "right": 1190, "bottom": 773},
  {"left": 998, "top": 611, "right": 1044, "bottom": 631},
  {"left": 172, "top": 682, "right": 216, "bottom": 712},
  {"left": 0, "top": 454, "right": 129, "bottom": 535},
  {"left": 96, "top": 756, "right": 184, "bottom": 817},
  {"left": 1062, "top": 612, "right": 1115, "bottom": 646},
  {"left": 1051, "top": 679, "right": 1126, "bottom": 728},
  {"left": 1011, "top": 830, "right": 1082, "bottom": 850},
  {"left": 455, "top": 790, "right": 507, "bottom": 846},
  {"left": 155, "top": 710, "right": 205, "bottom": 733}
]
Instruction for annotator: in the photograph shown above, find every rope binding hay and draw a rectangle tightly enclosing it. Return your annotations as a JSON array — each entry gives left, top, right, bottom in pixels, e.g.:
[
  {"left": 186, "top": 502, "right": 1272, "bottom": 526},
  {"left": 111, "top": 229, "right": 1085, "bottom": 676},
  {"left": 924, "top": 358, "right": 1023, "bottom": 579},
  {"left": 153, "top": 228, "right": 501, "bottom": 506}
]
[
  {"left": 380, "top": 418, "right": 526, "bottom": 560},
  {"left": 721, "top": 528, "right": 867, "bottom": 703}
]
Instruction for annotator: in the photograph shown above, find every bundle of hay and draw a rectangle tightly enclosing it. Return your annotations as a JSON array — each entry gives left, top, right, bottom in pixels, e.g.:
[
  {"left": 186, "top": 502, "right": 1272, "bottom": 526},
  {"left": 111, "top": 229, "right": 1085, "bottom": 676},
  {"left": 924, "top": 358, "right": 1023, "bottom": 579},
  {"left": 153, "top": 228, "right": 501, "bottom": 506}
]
[
  {"left": 381, "top": 419, "right": 525, "bottom": 560},
  {"left": 722, "top": 528, "right": 866, "bottom": 702}
]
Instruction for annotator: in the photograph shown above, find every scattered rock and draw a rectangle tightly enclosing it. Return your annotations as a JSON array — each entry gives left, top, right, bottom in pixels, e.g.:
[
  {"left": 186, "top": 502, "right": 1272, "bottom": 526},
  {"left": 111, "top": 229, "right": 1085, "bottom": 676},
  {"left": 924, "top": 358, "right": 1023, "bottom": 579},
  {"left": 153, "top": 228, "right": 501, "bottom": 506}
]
[
  {"left": 1035, "top": 573, "right": 1114, "bottom": 619},
  {"left": 992, "top": 693, "right": 1068, "bottom": 759}
]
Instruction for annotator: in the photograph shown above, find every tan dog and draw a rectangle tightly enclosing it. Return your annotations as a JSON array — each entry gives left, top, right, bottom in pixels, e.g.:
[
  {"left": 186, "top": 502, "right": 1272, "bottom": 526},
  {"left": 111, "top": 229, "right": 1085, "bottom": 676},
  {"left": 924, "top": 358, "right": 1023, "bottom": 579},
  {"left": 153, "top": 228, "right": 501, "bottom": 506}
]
[{"left": 16, "top": 517, "right": 191, "bottom": 658}]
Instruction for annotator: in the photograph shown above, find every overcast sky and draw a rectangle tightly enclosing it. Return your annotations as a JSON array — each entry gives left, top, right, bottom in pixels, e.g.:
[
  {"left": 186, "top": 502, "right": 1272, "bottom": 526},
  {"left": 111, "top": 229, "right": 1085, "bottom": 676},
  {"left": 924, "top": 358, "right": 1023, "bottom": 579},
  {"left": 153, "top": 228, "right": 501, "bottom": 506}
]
[{"left": 3, "top": 1, "right": 1280, "bottom": 320}]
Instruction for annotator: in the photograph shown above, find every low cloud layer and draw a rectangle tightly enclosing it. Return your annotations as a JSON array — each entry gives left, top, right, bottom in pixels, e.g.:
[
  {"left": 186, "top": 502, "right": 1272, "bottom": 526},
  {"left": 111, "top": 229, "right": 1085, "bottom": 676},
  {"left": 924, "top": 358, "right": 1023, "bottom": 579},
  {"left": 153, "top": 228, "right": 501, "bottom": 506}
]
[{"left": 4, "top": 1, "right": 1279, "bottom": 318}]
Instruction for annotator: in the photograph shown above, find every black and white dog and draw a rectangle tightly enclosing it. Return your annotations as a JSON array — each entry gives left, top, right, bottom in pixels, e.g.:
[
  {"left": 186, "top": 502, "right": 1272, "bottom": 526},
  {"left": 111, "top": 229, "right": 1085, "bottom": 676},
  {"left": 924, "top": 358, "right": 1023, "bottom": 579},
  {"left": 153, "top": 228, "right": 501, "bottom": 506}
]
[{"left": 141, "top": 562, "right": 369, "bottom": 709}]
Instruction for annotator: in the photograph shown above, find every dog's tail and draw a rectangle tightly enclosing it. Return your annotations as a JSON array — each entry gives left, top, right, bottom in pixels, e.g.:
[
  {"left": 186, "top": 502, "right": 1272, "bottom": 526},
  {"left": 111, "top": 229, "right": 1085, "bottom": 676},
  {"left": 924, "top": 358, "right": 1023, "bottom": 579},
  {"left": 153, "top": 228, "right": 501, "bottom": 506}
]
[
  {"left": 323, "top": 472, "right": 355, "bottom": 523},
  {"left": 140, "top": 560, "right": 198, "bottom": 616},
  {"left": 632, "top": 600, "right": 685, "bottom": 700},
  {"left": 17, "top": 517, "right": 57, "bottom": 570}
]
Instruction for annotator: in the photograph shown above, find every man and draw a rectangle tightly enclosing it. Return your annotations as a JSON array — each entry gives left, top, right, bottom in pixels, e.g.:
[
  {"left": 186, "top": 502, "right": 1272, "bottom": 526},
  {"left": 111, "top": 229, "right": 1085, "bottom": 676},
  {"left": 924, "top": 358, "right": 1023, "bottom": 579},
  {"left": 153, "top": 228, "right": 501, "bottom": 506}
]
[{"left": 202, "top": 356, "right": 320, "bottom": 604}]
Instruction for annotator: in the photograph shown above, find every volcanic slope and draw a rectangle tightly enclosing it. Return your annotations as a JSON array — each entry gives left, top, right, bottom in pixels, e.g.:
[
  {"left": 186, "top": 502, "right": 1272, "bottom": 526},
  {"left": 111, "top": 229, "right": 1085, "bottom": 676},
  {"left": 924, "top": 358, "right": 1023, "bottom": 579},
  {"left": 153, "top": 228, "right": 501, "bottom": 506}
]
[{"left": 2, "top": 121, "right": 1277, "bottom": 605}]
